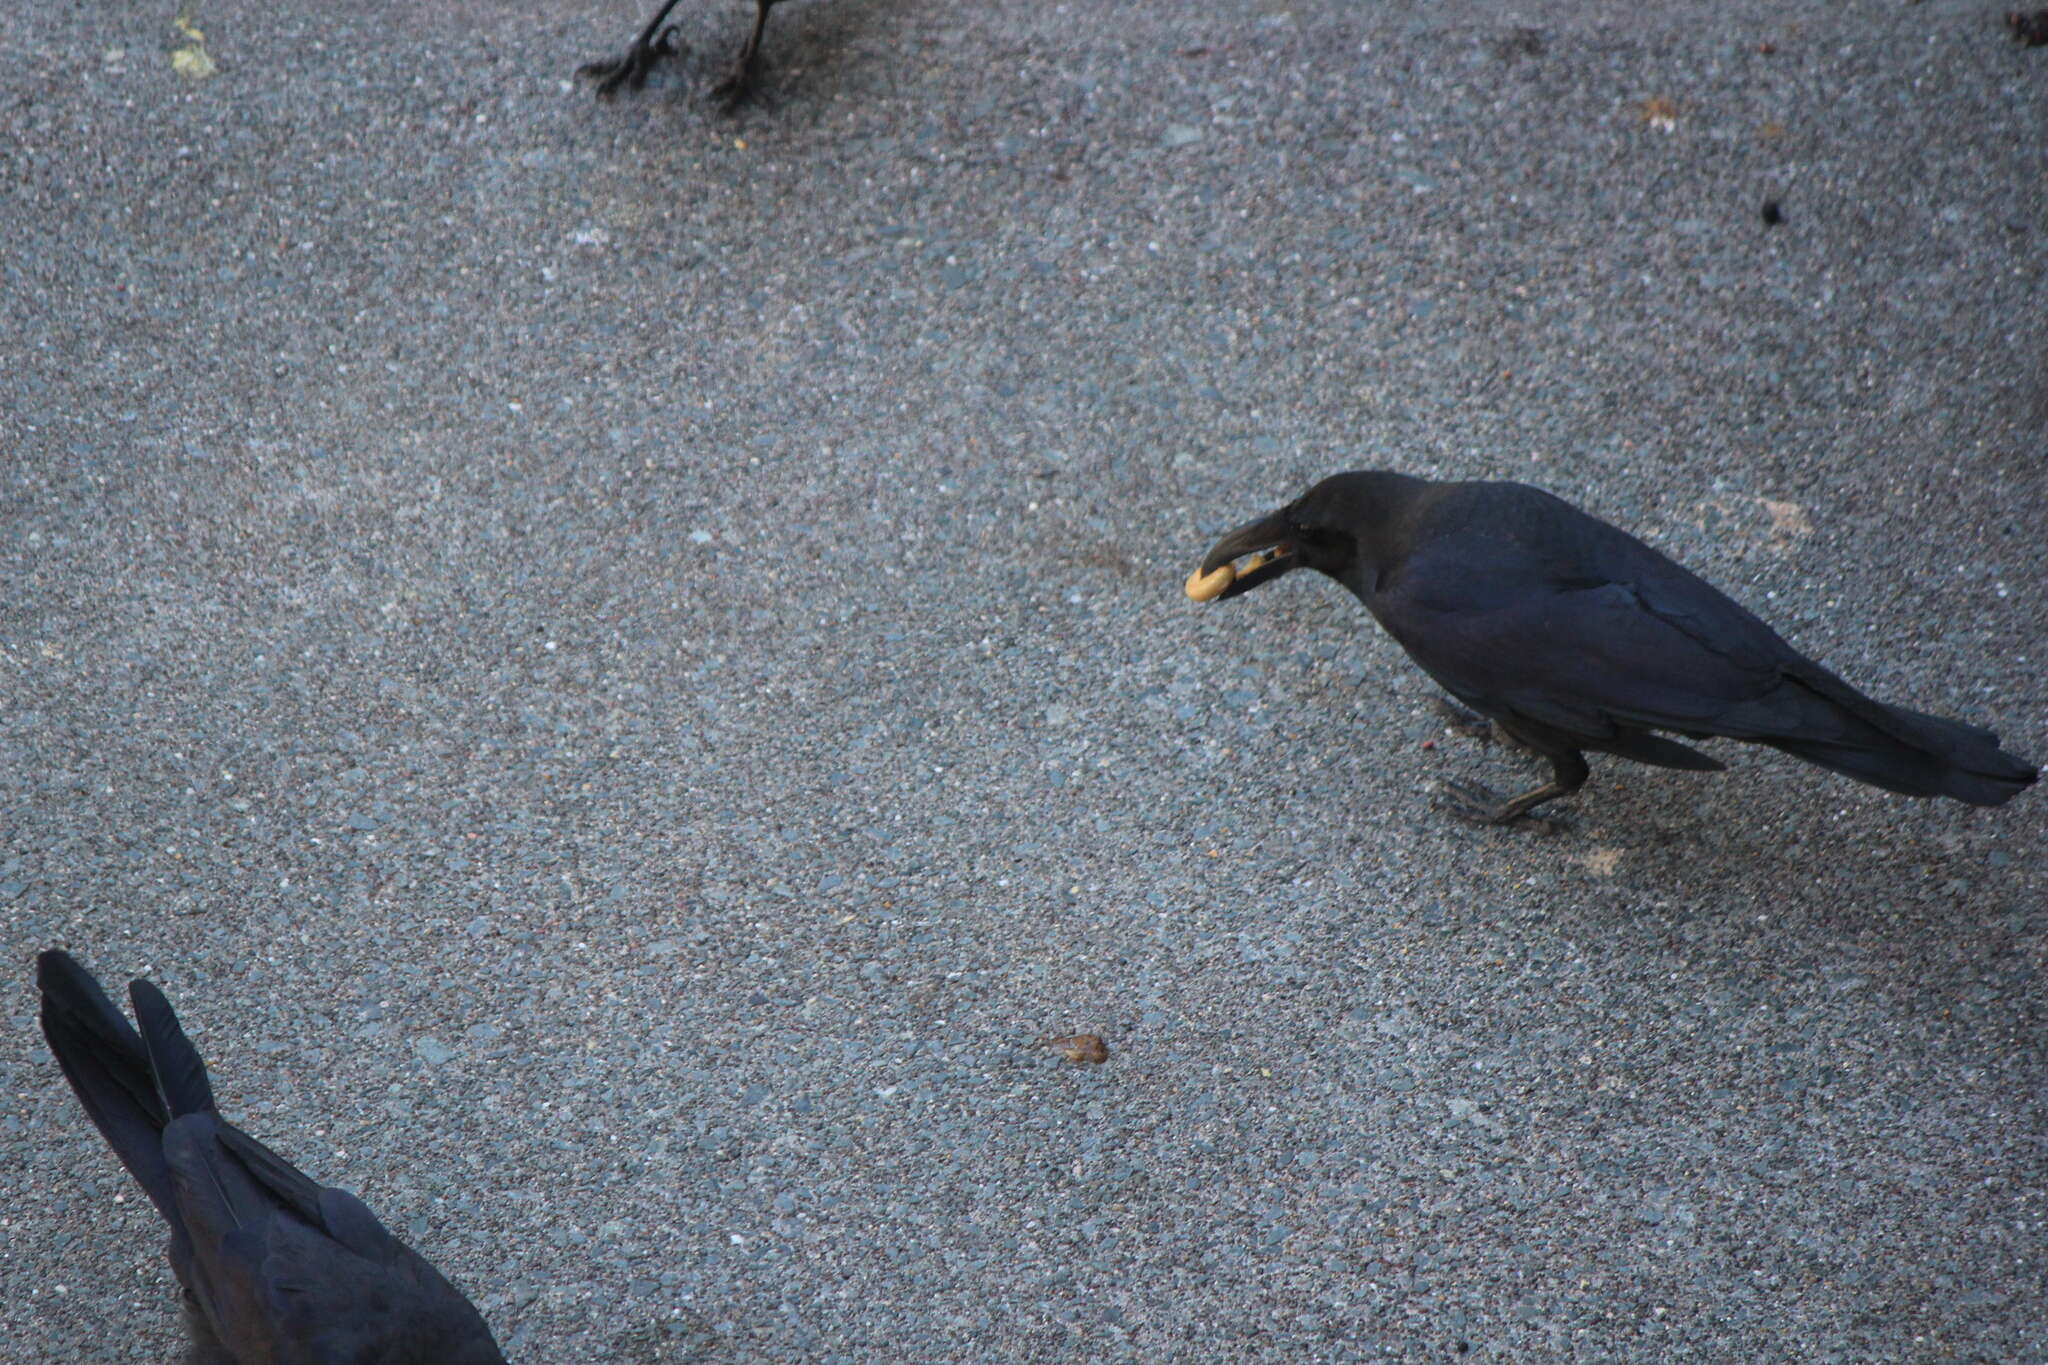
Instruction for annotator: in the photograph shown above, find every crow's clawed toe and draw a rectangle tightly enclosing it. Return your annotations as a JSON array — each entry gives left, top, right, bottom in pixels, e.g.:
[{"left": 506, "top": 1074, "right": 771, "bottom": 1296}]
[
  {"left": 708, "top": 55, "right": 765, "bottom": 110},
  {"left": 1430, "top": 780, "right": 1567, "bottom": 835},
  {"left": 578, "top": 25, "right": 686, "bottom": 99}
]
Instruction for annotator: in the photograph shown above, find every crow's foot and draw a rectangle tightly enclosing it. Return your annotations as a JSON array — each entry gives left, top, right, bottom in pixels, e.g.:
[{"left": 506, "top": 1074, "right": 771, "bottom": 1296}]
[
  {"left": 708, "top": 0, "right": 779, "bottom": 110},
  {"left": 708, "top": 51, "right": 766, "bottom": 110},
  {"left": 1430, "top": 779, "right": 1568, "bottom": 834},
  {"left": 578, "top": 25, "right": 685, "bottom": 99}
]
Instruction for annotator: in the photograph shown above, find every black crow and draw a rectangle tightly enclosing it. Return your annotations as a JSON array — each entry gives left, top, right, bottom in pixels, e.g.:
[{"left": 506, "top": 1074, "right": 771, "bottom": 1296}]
[
  {"left": 1188, "top": 471, "right": 2038, "bottom": 825},
  {"left": 36, "top": 949, "right": 508, "bottom": 1365},
  {"left": 580, "top": 0, "right": 785, "bottom": 110}
]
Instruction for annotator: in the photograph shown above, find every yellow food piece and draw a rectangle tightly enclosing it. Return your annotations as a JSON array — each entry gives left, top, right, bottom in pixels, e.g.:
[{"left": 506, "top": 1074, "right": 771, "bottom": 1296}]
[{"left": 1185, "top": 564, "right": 1234, "bottom": 602}]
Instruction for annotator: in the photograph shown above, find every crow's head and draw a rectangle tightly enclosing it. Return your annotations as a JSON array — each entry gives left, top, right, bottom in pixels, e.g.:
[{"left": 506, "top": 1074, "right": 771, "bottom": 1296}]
[{"left": 1185, "top": 472, "right": 1394, "bottom": 602}]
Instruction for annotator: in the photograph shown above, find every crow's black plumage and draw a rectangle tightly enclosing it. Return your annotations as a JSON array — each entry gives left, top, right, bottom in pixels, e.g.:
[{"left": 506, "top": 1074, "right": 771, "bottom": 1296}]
[
  {"left": 1189, "top": 471, "right": 2038, "bottom": 825},
  {"left": 579, "top": 0, "right": 785, "bottom": 110},
  {"left": 36, "top": 949, "right": 508, "bottom": 1365}
]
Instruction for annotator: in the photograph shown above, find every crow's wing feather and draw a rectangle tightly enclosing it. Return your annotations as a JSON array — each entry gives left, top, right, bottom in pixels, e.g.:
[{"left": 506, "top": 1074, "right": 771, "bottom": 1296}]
[
  {"left": 1382, "top": 489, "right": 2028, "bottom": 769},
  {"left": 258, "top": 1211, "right": 507, "bottom": 1365},
  {"left": 162, "top": 1109, "right": 506, "bottom": 1364},
  {"left": 161, "top": 1115, "right": 283, "bottom": 1358},
  {"left": 1374, "top": 532, "right": 1827, "bottom": 742}
]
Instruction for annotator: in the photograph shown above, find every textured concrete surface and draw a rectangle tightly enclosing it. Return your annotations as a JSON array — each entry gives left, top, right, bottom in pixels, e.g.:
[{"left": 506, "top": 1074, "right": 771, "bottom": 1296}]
[{"left": 3, "top": 0, "right": 2044, "bottom": 1360}]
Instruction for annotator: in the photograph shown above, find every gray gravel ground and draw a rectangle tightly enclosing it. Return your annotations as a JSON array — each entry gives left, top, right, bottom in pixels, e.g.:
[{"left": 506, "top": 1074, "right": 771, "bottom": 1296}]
[{"left": 3, "top": 0, "right": 2044, "bottom": 1360}]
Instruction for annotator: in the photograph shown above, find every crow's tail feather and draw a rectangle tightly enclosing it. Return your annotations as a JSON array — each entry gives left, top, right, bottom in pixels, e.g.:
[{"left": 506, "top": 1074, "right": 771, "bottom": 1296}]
[
  {"left": 130, "top": 979, "right": 217, "bottom": 1119},
  {"left": 1765, "top": 694, "right": 2036, "bottom": 806},
  {"left": 37, "top": 950, "right": 186, "bottom": 1223}
]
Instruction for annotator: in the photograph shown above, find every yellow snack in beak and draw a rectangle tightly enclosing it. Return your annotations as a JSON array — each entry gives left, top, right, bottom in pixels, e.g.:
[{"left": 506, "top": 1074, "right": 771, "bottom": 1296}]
[{"left": 1185, "top": 563, "right": 1235, "bottom": 602}]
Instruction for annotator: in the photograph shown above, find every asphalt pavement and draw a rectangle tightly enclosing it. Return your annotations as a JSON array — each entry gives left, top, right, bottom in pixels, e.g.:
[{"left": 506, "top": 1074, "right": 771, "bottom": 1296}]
[{"left": 2, "top": 0, "right": 2043, "bottom": 1360}]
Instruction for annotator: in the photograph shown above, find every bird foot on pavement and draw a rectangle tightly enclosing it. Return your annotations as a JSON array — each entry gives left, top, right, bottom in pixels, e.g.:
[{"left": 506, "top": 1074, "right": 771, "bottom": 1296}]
[
  {"left": 578, "top": 25, "right": 686, "bottom": 98},
  {"left": 1429, "top": 780, "right": 1568, "bottom": 835},
  {"left": 709, "top": 53, "right": 766, "bottom": 110}
]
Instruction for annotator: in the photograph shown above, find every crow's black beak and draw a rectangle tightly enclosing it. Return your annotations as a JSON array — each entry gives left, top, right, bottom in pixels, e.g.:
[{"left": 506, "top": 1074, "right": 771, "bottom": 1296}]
[{"left": 1186, "top": 508, "right": 1299, "bottom": 602}]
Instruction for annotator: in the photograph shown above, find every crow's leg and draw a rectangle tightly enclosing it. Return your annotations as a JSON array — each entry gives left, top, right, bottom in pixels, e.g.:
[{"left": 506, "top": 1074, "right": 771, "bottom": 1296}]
[
  {"left": 1431, "top": 697, "right": 1497, "bottom": 744},
  {"left": 710, "top": 0, "right": 780, "bottom": 109},
  {"left": 1431, "top": 698, "right": 1549, "bottom": 763},
  {"left": 1434, "top": 749, "right": 1589, "bottom": 831},
  {"left": 579, "top": 0, "right": 691, "bottom": 98}
]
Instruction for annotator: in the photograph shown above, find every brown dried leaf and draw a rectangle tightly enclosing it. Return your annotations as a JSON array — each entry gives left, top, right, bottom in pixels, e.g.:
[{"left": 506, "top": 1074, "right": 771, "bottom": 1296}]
[{"left": 1045, "top": 1033, "right": 1109, "bottom": 1065}]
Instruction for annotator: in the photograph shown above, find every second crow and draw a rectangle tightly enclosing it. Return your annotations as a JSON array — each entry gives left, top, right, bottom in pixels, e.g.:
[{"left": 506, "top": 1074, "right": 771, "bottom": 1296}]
[
  {"left": 36, "top": 949, "right": 509, "bottom": 1365},
  {"left": 1188, "top": 471, "right": 2038, "bottom": 825}
]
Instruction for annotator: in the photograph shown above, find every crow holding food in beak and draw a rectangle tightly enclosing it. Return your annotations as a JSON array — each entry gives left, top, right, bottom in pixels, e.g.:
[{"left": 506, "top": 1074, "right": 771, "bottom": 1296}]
[
  {"left": 1188, "top": 471, "right": 2037, "bottom": 827},
  {"left": 36, "top": 949, "right": 509, "bottom": 1364},
  {"left": 580, "top": 0, "right": 786, "bottom": 110}
]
